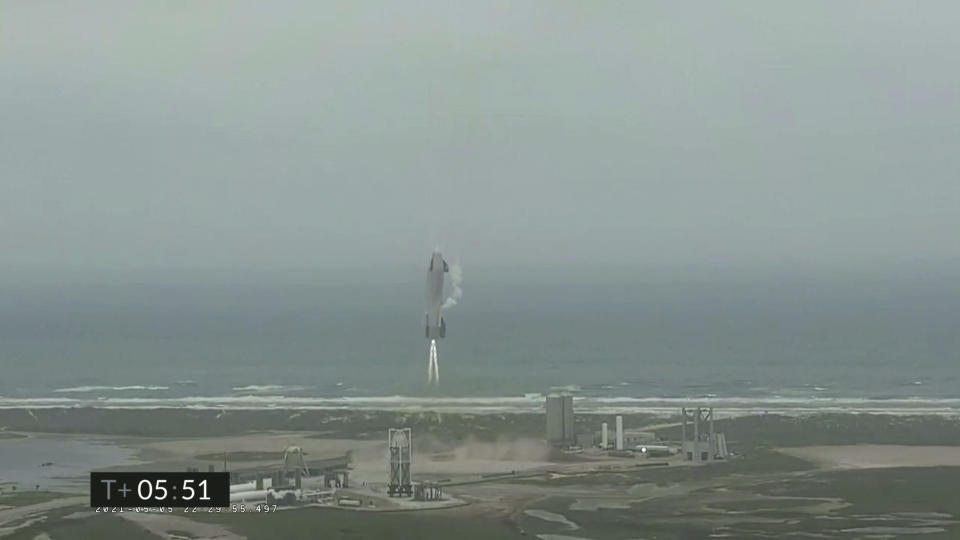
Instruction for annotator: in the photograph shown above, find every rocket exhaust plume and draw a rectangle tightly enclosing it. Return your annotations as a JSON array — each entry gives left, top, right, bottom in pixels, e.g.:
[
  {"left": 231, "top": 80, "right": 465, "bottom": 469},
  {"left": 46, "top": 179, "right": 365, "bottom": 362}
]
[{"left": 427, "top": 339, "right": 440, "bottom": 385}]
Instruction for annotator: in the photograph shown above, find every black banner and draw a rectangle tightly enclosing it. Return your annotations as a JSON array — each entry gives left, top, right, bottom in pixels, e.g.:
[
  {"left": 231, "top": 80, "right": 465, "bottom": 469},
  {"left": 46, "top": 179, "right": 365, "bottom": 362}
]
[{"left": 90, "top": 472, "right": 230, "bottom": 507}]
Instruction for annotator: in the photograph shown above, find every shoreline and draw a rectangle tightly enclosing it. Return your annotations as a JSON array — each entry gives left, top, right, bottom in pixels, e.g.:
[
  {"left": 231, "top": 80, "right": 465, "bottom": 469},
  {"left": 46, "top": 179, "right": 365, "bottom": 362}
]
[
  {"left": 5, "top": 410, "right": 960, "bottom": 538},
  {"left": 3, "top": 407, "right": 960, "bottom": 443},
  {"left": 2, "top": 394, "right": 960, "bottom": 417}
]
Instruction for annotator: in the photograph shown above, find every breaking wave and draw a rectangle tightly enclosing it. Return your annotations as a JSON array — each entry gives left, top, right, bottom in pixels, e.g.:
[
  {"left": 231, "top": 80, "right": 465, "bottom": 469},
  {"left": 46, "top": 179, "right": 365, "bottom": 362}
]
[
  {"left": 2, "top": 394, "right": 960, "bottom": 416},
  {"left": 53, "top": 385, "right": 170, "bottom": 393},
  {"left": 230, "top": 385, "right": 308, "bottom": 393}
]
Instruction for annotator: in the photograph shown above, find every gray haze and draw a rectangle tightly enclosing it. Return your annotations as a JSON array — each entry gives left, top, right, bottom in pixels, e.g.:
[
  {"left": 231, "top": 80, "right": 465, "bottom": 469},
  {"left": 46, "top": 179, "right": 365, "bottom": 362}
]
[{"left": 2, "top": 1, "right": 959, "bottom": 274}]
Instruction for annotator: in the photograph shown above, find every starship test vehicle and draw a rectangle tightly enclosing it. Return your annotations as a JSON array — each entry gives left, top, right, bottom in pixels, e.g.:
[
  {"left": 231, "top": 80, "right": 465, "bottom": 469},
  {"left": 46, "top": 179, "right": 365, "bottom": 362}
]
[{"left": 425, "top": 250, "right": 448, "bottom": 340}]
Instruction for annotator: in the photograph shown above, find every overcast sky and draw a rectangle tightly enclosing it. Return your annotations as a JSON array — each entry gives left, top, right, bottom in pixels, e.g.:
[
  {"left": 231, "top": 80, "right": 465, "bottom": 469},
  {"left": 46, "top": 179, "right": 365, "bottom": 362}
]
[{"left": 2, "top": 1, "right": 959, "bottom": 274}]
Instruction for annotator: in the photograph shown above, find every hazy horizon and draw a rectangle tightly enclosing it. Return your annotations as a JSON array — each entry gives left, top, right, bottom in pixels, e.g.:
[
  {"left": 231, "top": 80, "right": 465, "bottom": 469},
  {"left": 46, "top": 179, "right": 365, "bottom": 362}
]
[
  {"left": 3, "top": 1, "right": 959, "bottom": 275},
  {"left": 2, "top": 1, "right": 958, "bottom": 401}
]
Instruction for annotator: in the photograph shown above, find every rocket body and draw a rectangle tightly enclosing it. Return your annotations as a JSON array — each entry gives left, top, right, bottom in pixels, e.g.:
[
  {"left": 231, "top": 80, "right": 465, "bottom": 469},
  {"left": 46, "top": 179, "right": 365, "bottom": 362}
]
[
  {"left": 425, "top": 250, "right": 448, "bottom": 385},
  {"left": 425, "top": 250, "right": 448, "bottom": 340}
]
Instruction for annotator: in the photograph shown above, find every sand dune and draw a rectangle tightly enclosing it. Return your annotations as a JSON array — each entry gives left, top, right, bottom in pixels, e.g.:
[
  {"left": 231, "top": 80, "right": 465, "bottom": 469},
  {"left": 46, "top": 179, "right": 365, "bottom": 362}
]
[{"left": 780, "top": 445, "right": 960, "bottom": 469}]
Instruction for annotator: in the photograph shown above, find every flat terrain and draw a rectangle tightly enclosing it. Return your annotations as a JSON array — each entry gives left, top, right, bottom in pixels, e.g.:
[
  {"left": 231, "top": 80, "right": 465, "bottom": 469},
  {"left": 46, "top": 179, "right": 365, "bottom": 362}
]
[
  {"left": 140, "top": 434, "right": 375, "bottom": 460},
  {"left": 781, "top": 444, "right": 960, "bottom": 469},
  {"left": 3, "top": 410, "right": 960, "bottom": 539},
  {"left": 0, "top": 408, "right": 658, "bottom": 441}
]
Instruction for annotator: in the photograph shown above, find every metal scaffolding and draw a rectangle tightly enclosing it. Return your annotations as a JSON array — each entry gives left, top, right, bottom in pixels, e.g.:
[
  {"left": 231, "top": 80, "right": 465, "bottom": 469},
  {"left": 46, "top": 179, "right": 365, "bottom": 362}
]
[
  {"left": 387, "top": 428, "right": 413, "bottom": 496},
  {"left": 681, "top": 407, "right": 727, "bottom": 462}
]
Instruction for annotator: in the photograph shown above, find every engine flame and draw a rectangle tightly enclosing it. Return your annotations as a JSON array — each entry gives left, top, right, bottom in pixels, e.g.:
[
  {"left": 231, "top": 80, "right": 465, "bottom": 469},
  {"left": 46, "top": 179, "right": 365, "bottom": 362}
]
[{"left": 427, "top": 339, "right": 440, "bottom": 385}]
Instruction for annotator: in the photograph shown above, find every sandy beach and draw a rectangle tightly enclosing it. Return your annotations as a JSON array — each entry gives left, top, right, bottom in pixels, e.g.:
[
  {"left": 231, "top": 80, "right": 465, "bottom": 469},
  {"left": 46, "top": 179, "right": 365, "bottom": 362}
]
[{"left": 779, "top": 444, "right": 960, "bottom": 470}]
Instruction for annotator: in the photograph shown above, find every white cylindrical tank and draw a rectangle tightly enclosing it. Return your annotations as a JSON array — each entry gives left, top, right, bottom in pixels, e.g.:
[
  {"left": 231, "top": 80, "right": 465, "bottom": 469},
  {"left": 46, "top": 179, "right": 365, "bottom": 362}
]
[
  {"left": 298, "top": 476, "right": 326, "bottom": 490},
  {"left": 615, "top": 415, "right": 624, "bottom": 450},
  {"left": 601, "top": 422, "right": 608, "bottom": 448},
  {"left": 230, "top": 490, "right": 269, "bottom": 503},
  {"left": 230, "top": 478, "right": 273, "bottom": 493}
]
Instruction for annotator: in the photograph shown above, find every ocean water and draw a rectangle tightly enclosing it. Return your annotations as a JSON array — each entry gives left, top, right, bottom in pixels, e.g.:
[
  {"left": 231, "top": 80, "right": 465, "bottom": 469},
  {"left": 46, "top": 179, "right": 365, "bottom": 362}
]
[
  {"left": 0, "top": 435, "right": 141, "bottom": 489},
  {"left": 0, "top": 266, "right": 957, "bottom": 415}
]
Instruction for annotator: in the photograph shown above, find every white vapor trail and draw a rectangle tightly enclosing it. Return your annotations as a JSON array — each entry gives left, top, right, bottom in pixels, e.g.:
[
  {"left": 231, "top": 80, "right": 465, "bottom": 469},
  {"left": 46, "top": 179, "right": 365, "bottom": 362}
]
[{"left": 442, "top": 262, "right": 463, "bottom": 309}]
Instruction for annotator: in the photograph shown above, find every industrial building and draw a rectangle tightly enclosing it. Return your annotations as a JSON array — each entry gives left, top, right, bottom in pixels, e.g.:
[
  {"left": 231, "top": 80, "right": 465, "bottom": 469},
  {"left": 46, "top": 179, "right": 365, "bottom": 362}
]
[
  {"left": 197, "top": 424, "right": 460, "bottom": 511},
  {"left": 209, "top": 449, "right": 349, "bottom": 506},
  {"left": 545, "top": 393, "right": 575, "bottom": 447},
  {"left": 681, "top": 407, "right": 728, "bottom": 462},
  {"left": 414, "top": 482, "right": 443, "bottom": 501},
  {"left": 616, "top": 415, "right": 623, "bottom": 450},
  {"left": 595, "top": 427, "right": 657, "bottom": 449},
  {"left": 574, "top": 431, "right": 595, "bottom": 448}
]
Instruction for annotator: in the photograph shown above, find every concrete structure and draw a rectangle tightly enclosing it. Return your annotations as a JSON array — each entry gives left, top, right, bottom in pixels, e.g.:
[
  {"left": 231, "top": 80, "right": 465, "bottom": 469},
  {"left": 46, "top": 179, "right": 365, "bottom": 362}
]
[
  {"left": 230, "top": 478, "right": 273, "bottom": 493},
  {"left": 324, "top": 470, "right": 349, "bottom": 489},
  {"left": 545, "top": 393, "right": 575, "bottom": 447},
  {"left": 716, "top": 432, "right": 728, "bottom": 458},
  {"left": 601, "top": 422, "right": 608, "bottom": 449},
  {"left": 597, "top": 428, "right": 655, "bottom": 449},
  {"left": 220, "top": 451, "right": 350, "bottom": 507},
  {"left": 230, "top": 489, "right": 270, "bottom": 503},
  {"left": 282, "top": 446, "right": 310, "bottom": 479},
  {"left": 636, "top": 444, "right": 678, "bottom": 457},
  {"left": 681, "top": 407, "right": 728, "bottom": 463},
  {"left": 575, "top": 431, "right": 595, "bottom": 448},
  {"left": 615, "top": 415, "right": 624, "bottom": 450},
  {"left": 387, "top": 428, "right": 413, "bottom": 496},
  {"left": 414, "top": 482, "right": 443, "bottom": 501}
]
